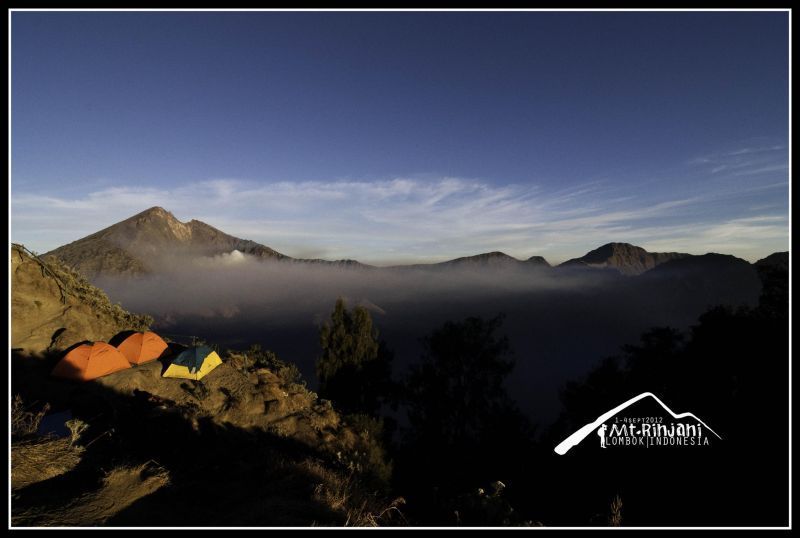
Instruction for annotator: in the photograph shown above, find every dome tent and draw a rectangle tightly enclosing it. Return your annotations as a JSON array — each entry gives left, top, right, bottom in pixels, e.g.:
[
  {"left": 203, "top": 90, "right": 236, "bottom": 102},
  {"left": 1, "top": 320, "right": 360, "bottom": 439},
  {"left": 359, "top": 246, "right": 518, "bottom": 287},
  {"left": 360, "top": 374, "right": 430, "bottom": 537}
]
[
  {"left": 51, "top": 342, "right": 132, "bottom": 381},
  {"left": 115, "top": 331, "right": 169, "bottom": 365},
  {"left": 162, "top": 346, "right": 222, "bottom": 380}
]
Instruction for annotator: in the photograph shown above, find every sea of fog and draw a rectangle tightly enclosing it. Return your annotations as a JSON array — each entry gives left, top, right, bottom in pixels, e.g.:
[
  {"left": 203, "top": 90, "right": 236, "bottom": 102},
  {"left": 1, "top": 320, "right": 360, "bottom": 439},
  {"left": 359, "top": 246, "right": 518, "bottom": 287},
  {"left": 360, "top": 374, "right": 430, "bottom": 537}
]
[{"left": 96, "top": 251, "right": 761, "bottom": 425}]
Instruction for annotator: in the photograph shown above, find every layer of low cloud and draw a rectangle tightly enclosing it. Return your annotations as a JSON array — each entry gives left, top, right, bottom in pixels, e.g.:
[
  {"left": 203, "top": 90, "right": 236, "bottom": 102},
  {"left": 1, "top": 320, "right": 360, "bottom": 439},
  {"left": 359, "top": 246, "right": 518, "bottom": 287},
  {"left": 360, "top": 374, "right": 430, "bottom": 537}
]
[
  {"left": 11, "top": 165, "right": 788, "bottom": 264},
  {"left": 98, "top": 252, "right": 583, "bottom": 323},
  {"left": 92, "top": 248, "right": 763, "bottom": 423}
]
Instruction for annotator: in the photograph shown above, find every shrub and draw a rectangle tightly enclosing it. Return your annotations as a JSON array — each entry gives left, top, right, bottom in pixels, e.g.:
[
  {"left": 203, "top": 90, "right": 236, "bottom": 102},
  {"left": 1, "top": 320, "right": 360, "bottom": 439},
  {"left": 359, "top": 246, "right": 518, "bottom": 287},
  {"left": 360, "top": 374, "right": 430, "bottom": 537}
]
[
  {"left": 243, "top": 345, "right": 305, "bottom": 386},
  {"left": 342, "top": 414, "right": 394, "bottom": 490},
  {"left": 11, "top": 395, "right": 49, "bottom": 440}
]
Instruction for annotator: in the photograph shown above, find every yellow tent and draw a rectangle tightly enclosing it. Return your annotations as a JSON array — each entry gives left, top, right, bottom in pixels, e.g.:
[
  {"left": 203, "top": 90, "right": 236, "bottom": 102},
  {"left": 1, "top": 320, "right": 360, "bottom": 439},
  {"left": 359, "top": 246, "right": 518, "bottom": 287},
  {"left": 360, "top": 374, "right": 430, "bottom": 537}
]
[{"left": 162, "top": 346, "right": 222, "bottom": 380}]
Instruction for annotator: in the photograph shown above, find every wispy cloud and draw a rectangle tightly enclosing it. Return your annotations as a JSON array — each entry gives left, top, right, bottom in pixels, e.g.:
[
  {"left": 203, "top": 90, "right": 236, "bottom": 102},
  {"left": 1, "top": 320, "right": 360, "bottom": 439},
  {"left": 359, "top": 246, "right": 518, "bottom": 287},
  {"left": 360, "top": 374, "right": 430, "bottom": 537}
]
[
  {"left": 690, "top": 143, "right": 789, "bottom": 180},
  {"left": 725, "top": 145, "right": 785, "bottom": 156},
  {"left": 10, "top": 173, "right": 789, "bottom": 264},
  {"left": 732, "top": 164, "right": 789, "bottom": 177}
]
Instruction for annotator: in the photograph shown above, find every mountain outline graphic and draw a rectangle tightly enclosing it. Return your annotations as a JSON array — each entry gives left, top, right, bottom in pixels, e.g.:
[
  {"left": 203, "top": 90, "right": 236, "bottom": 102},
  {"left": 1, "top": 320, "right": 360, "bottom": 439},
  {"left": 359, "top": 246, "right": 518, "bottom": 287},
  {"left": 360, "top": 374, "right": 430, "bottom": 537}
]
[{"left": 554, "top": 392, "right": 722, "bottom": 455}]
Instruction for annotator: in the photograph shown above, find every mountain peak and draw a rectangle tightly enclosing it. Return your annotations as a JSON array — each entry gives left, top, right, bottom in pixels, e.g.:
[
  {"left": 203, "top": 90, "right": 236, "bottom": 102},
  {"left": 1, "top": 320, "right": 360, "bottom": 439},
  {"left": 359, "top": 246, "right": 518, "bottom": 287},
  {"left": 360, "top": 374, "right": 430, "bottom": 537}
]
[
  {"left": 527, "top": 255, "right": 551, "bottom": 267},
  {"left": 445, "top": 251, "right": 518, "bottom": 264},
  {"left": 44, "top": 208, "right": 288, "bottom": 278},
  {"left": 144, "top": 206, "right": 169, "bottom": 213},
  {"left": 592, "top": 242, "right": 643, "bottom": 255},
  {"left": 137, "top": 206, "right": 175, "bottom": 219},
  {"left": 559, "top": 242, "right": 689, "bottom": 276}
]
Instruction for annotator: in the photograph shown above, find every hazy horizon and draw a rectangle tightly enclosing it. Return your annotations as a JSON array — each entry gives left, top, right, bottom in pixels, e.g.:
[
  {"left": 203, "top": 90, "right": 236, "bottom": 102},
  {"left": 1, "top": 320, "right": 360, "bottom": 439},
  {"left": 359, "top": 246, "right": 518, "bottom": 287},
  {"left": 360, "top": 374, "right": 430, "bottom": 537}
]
[{"left": 10, "top": 202, "right": 788, "bottom": 266}]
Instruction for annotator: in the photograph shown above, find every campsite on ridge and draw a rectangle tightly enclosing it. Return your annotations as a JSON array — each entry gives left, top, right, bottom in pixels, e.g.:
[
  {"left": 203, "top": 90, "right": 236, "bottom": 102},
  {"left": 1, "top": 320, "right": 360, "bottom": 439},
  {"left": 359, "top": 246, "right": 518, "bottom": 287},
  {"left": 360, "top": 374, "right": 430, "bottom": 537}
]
[{"left": 10, "top": 8, "right": 789, "bottom": 529}]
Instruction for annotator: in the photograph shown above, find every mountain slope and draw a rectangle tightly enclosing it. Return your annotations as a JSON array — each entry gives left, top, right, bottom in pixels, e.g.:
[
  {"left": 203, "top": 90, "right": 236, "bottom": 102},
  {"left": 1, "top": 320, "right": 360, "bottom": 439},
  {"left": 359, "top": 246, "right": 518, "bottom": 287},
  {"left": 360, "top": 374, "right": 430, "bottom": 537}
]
[
  {"left": 753, "top": 251, "right": 788, "bottom": 315},
  {"left": 44, "top": 207, "right": 289, "bottom": 278},
  {"left": 754, "top": 251, "right": 788, "bottom": 272},
  {"left": 636, "top": 253, "right": 762, "bottom": 309},
  {"left": 558, "top": 242, "right": 689, "bottom": 276}
]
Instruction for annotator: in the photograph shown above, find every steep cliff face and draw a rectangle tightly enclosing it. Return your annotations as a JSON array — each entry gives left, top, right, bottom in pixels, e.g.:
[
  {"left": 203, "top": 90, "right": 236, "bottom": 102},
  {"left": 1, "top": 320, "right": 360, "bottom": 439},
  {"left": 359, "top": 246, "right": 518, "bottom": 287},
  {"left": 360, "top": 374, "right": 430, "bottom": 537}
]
[{"left": 11, "top": 244, "right": 152, "bottom": 354}]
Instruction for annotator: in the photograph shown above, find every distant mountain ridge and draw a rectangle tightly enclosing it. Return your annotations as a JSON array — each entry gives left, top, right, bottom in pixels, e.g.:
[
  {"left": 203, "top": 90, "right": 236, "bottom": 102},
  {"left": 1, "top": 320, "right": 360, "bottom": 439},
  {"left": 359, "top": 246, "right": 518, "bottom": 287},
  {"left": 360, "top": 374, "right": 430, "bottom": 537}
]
[
  {"left": 396, "top": 251, "right": 551, "bottom": 271},
  {"left": 42, "top": 207, "right": 779, "bottom": 280}
]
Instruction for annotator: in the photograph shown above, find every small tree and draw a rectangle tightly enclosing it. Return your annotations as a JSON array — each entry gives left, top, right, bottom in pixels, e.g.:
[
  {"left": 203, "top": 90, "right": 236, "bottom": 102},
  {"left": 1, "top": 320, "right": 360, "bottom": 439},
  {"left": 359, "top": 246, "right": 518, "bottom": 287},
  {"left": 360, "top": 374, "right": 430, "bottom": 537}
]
[
  {"left": 400, "top": 315, "right": 533, "bottom": 496},
  {"left": 405, "top": 315, "right": 516, "bottom": 447},
  {"left": 317, "top": 298, "right": 391, "bottom": 416}
]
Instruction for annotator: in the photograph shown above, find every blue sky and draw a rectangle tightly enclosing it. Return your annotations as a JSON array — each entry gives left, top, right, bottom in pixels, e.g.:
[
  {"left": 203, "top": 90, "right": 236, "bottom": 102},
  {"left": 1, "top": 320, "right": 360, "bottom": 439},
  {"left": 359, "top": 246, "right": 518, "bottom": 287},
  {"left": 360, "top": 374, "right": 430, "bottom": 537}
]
[{"left": 10, "top": 10, "right": 789, "bottom": 264}]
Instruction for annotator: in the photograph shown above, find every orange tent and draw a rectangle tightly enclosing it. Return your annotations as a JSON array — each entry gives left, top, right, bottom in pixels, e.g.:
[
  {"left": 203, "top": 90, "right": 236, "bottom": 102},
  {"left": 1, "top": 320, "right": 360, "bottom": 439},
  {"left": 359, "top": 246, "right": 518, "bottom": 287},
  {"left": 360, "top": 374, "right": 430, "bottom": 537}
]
[
  {"left": 51, "top": 342, "right": 132, "bottom": 381},
  {"left": 116, "top": 331, "right": 169, "bottom": 365}
]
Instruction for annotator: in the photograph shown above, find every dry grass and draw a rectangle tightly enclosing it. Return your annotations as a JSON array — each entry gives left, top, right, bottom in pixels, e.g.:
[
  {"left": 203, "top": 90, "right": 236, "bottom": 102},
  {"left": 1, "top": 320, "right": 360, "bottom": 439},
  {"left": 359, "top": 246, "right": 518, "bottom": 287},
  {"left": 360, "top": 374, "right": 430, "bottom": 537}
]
[
  {"left": 608, "top": 494, "right": 623, "bottom": 527},
  {"left": 11, "top": 395, "right": 85, "bottom": 491},
  {"left": 303, "top": 460, "right": 406, "bottom": 527},
  {"left": 11, "top": 395, "right": 49, "bottom": 438},
  {"left": 65, "top": 419, "right": 89, "bottom": 446},
  {"left": 12, "top": 462, "right": 171, "bottom": 527},
  {"left": 11, "top": 437, "right": 85, "bottom": 491}
]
